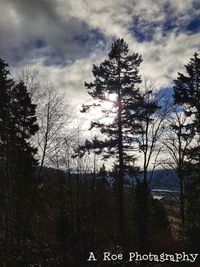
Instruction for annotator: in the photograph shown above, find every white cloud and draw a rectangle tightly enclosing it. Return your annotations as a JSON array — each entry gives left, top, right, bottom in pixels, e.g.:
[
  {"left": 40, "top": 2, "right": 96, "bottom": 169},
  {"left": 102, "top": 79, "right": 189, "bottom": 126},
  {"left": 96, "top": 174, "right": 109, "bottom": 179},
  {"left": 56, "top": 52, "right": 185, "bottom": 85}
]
[
  {"left": 1, "top": 0, "right": 199, "bottom": 167},
  {"left": 1, "top": 0, "right": 200, "bottom": 98}
]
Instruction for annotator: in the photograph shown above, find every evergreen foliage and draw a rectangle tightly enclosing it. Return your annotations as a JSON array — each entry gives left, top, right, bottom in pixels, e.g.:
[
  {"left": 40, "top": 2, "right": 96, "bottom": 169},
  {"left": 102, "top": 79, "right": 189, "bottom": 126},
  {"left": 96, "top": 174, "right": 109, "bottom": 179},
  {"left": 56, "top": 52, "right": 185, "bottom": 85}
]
[
  {"left": 78, "top": 38, "right": 146, "bottom": 240},
  {"left": 174, "top": 53, "right": 200, "bottom": 248},
  {"left": 0, "top": 58, "right": 38, "bottom": 244}
]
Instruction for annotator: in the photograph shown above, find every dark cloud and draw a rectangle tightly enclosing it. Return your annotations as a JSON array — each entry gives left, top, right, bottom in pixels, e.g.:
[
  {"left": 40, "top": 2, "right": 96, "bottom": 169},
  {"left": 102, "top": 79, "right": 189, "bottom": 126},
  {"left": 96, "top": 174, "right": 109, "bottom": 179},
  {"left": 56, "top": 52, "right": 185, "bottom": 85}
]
[
  {"left": 0, "top": 0, "right": 107, "bottom": 66},
  {"left": 0, "top": 0, "right": 199, "bottom": 92}
]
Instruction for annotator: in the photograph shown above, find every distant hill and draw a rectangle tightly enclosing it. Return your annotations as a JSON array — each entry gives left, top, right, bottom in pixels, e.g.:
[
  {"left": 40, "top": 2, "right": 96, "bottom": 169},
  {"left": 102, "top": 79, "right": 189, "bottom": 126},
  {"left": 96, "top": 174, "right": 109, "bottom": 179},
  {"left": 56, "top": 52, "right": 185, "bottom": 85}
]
[
  {"left": 36, "top": 166, "right": 180, "bottom": 191},
  {"left": 117, "top": 168, "right": 179, "bottom": 191},
  {"left": 145, "top": 168, "right": 179, "bottom": 190}
]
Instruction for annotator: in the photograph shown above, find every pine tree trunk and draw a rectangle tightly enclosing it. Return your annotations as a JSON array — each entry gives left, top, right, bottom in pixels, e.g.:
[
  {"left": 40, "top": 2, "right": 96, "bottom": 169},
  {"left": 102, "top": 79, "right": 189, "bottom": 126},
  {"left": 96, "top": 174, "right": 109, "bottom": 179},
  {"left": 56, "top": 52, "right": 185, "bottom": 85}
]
[
  {"left": 179, "top": 173, "right": 185, "bottom": 228},
  {"left": 117, "top": 80, "right": 124, "bottom": 243}
]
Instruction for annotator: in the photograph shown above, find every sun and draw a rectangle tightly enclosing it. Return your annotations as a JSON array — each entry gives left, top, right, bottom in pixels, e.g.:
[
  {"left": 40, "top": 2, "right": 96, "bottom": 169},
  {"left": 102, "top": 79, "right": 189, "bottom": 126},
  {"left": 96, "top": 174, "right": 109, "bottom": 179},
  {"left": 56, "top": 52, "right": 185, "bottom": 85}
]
[
  {"left": 101, "top": 101, "right": 113, "bottom": 110},
  {"left": 101, "top": 93, "right": 117, "bottom": 110},
  {"left": 90, "top": 93, "right": 117, "bottom": 125},
  {"left": 107, "top": 93, "right": 117, "bottom": 102}
]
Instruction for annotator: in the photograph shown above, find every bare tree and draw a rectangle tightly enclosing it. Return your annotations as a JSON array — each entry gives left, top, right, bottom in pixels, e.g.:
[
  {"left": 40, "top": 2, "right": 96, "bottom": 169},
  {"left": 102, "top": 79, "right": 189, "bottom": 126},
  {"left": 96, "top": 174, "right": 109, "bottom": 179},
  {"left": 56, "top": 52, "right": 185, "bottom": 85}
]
[
  {"left": 16, "top": 67, "right": 41, "bottom": 102},
  {"left": 16, "top": 69, "right": 75, "bottom": 183},
  {"left": 139, "top": 78, "right": 170, "bottom": 183},
  {"left": 163, "top": 105, "right": 194, "bottom": 227},
  {"left": 133, "top": 78, "right": 170, "bottom": 248}
]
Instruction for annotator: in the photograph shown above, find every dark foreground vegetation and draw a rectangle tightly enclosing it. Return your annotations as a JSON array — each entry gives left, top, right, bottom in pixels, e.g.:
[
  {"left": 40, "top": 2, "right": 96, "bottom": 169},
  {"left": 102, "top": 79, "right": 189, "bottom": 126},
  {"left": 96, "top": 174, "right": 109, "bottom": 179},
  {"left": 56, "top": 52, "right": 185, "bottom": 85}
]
[{"left": 1, "top": 39, "right": 200, "bottom": 266}]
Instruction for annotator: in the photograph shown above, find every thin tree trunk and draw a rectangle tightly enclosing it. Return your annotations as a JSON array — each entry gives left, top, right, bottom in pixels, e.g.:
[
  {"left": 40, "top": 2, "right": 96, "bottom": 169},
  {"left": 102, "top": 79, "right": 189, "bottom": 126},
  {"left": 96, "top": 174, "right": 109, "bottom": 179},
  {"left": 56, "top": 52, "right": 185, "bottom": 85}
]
[
  {"left": 117, "top": 82, "right": 124, "bottom": 243},
  {"left": 38, "top": 104, "right": 50, "bottom": 184},
  {"left": 179, "top": 170, "right": 185, "bottom": 228}
]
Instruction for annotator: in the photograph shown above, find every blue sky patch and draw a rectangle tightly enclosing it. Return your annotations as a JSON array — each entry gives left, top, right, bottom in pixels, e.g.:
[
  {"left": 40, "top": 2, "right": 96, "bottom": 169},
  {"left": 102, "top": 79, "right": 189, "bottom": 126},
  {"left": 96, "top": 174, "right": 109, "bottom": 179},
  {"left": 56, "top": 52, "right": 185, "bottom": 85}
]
[
  {"left": 129, "top": 16, "right": 158, "bottom": 42},
  {"left": 35, "top": 39, "right": 46, "bottom": 49},
  {"left": 187, "top": 17, "right": 200, "bottom": 33},
  {"left": 73, "top": 28, "right": 107, "bottom": 50}
]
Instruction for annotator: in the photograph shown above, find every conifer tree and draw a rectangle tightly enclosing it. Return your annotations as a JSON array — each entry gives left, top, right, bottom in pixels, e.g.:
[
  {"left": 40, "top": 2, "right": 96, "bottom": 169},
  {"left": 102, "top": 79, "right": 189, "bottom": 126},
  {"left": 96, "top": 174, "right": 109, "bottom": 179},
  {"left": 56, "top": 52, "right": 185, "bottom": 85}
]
[
  {"left": 173, "top": 53, "right": 200, "bottom": 245},
  {"left": 0, "top": 61, "right": 38, "bottom": 177},
  {"left": 0, "top": 59, "right": 14, "bottom": 164},
  {"left": 0, "top": 59, "right": 38, "bottom": 243},
  {"left": 174, "top": 53, "right": 200, "bottom": 138},
  {"left": 78, "top": 39, "right": 145, "bottom": 239},
  {"left": 174, "top": 53, "right": 200, "bottom": 173}
]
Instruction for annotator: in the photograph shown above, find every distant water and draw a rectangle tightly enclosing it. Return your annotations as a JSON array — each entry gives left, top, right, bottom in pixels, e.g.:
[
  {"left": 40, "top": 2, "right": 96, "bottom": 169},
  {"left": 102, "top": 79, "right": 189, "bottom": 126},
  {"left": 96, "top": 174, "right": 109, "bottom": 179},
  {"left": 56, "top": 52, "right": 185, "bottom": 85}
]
[
  {"left": 148, "top": 169, "right": 179, "bottom": 190},
  {"left": 151, "top": 188, "right": 179, "bottom": 200}
]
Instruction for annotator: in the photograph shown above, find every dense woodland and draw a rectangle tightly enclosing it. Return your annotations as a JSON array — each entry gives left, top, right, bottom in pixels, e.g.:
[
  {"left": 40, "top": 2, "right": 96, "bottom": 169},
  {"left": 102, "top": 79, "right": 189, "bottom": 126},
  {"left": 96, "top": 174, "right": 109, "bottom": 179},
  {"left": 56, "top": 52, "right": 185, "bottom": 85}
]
[{"left": 1, "top": 39, "right": 200, "bottom": 266}]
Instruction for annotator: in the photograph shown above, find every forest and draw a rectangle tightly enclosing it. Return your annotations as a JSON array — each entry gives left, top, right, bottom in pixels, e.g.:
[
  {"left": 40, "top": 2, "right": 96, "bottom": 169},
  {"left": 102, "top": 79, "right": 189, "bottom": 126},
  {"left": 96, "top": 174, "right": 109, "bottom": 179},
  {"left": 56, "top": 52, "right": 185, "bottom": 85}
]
[{"left": 0, "top": 38, "right": 200, "bottom": 267}]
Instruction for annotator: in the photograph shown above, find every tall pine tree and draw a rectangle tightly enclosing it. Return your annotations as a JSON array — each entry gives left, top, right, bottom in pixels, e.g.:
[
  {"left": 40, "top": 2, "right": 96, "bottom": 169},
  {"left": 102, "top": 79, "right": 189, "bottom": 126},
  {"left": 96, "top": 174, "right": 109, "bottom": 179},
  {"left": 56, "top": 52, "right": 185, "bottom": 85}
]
[
  {"left": 0, "top": 59, "right": 38, "bottom": 243},
  {"left": 174, "top": 53, "right": 200, "bottom": 174},
  {"left": 173, "top": 53, "right": 200, "bottom": 247},
  {"left": 78, "top": 39, "right": 145, "bottom": 241}
]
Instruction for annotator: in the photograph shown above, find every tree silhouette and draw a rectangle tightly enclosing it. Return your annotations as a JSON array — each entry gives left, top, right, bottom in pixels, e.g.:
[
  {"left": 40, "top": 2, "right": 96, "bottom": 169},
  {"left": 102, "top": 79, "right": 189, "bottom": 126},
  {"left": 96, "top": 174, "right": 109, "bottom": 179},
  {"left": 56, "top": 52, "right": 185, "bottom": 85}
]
[
  {"left": 164, "top": 105, "right": 194, "bottom": 228},
  {"left": 0, "top": 58, "right": 38, "bottom": 243},
  {"left": 174, "top": 52, "right": 200, "bottom": 246},
  {"left": 78, "top": 39, "right": 145, "bottom": 241}
]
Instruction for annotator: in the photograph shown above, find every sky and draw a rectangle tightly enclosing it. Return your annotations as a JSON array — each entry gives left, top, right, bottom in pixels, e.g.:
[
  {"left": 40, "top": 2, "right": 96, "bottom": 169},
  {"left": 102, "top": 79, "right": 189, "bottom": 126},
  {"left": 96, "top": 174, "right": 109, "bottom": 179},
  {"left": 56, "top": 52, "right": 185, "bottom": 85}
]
[{"left": 0, "top": 0, "right": 200, "bottom": 115}]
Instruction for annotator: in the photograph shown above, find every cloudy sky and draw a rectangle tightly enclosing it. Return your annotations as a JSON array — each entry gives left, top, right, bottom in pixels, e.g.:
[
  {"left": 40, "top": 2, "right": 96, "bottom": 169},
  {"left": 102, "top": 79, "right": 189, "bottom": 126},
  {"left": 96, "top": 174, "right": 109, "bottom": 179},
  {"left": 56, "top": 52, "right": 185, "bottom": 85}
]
[{"left": 0, "top": 0, "right": 200, "bottom": 109}]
